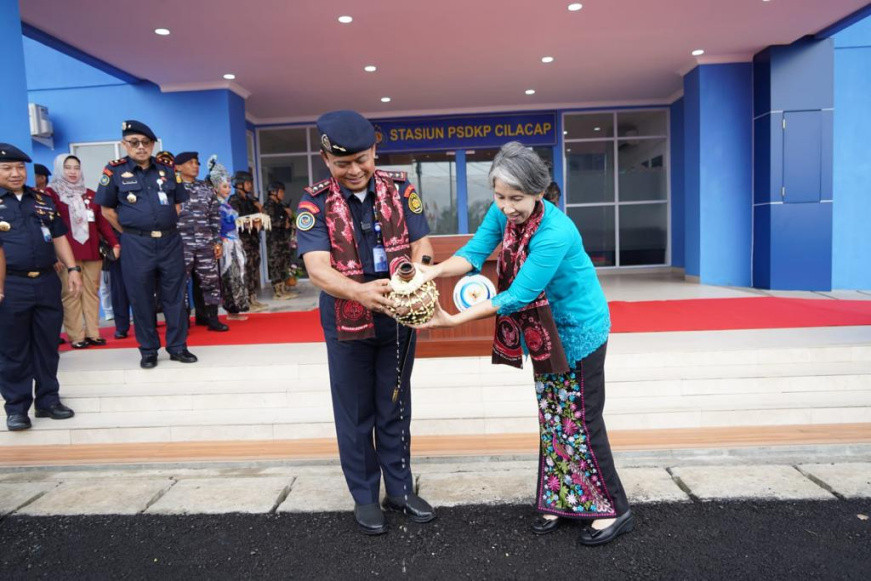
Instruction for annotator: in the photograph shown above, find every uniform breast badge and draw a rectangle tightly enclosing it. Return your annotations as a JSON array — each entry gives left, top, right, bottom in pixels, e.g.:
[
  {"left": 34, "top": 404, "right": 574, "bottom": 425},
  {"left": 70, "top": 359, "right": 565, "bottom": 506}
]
[
  {"left": 0, "top": 221, "right": 11, "bottom": 232},
  {"left": 127, "top": 193, "right": 138, "bottom": 203}
]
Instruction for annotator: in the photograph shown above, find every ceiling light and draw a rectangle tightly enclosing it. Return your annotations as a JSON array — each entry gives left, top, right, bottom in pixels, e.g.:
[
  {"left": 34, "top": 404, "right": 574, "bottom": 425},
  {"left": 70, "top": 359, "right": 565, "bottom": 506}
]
[
  {"left": 223, "top": 73, "right": 236, "bottom": 80},
  {"left": 541, "top": 56, "right": 554, "bottom": 63},
  {"left": 381, "top": 97, "right": 391, "bottom": 103},
  {"left": 568, "top": 3, "right": 583, "bottom": 11},
  {"left": 594, "top": 127, "right": 601, "bottom": 132},
  {"left": 364, "top": 65, "right": 377, "bottom": 72},
  {"left": 525, "top": 89, "right": 536, "bottom": 95},
  {"left": 154, "top": 28, "right": 170, "bottom": 36},
  {"left": 692, "top": 49, "right": 705, "bottom": 56},
  {"left": 338, "top": 15, "right": 353, "bottom": 24}
]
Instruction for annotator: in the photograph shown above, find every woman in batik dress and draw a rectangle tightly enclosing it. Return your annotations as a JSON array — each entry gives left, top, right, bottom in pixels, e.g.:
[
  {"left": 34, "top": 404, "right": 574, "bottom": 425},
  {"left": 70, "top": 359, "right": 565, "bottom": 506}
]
[
  {"left": 415, "top": 142, "right": 632, "bottom": 546},
  {"left": 207, "top": 156, "right": 249, "bottom": 321}
]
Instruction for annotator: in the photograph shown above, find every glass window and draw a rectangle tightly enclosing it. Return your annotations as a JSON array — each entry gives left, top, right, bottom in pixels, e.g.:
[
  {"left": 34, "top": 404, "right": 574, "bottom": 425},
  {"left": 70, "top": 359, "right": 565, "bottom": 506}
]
[
  {"left": 617, "top": 110, "right": 667, "bottom": 137},
  {"left": 378, "top": 152, "right": 457, "bottom": 235},
  {"left": 618, "top": 139, "right": 667, "bottom": 201},
  {"left": 260, "top": 155, "right": 310, "bottom": 211},
  {"left": 259, "top": 127, "right": 308, "bottom": 154},
  {"left": 310, "top": 154, "right": 331, "bottom": 183},
  {"left": 465, "top": 147, "right": 553, "bottom": 233},
  {"left": 567, "top": 206, "right": 615, "bottom": 267},
  {"left": 565, "top": 141, "right": 615, "bottom": 204},
  {"left": 564, "top": 113, "right": 614, "bottom": 139},
  {"left": 619, "top": 203, "right": 668, "bottom": 265}
]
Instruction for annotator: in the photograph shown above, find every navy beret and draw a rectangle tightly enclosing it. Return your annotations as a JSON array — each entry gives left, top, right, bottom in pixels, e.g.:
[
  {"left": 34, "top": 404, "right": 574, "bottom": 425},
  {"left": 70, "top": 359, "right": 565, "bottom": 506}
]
[
  {"left": 121, "top": 119, "right": 157, "bottom": 141},
  {"left": 0, "top": 143, "right": 32, "bottom": 163},
  {"left": 33, "top": 163, "right": 51, "bottom": 176},
  {"left": 174, "top": 151, "right": 198, "bottom": 166},
  {"left": 317, "top": 110, "right": 376, "bottom": 156}
]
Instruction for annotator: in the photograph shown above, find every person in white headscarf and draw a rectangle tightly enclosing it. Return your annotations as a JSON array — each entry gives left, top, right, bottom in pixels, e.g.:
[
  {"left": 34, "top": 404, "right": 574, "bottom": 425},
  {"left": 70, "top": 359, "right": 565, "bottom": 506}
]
[
  {"left": 46, "top": 154, "right": 119, "bottom": 348},
  {"left": 208, "top": 156, "right": 249, "bottom": 320}
]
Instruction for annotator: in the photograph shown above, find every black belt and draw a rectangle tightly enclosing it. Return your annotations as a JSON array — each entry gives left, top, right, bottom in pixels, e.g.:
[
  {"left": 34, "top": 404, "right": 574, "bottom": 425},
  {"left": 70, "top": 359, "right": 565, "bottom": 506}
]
[
  {"left": 123, "top": 226, "right": 177, "bottom": 238},
  {"left": 7, "top": 268, "right": 54, "bottom": 279}
]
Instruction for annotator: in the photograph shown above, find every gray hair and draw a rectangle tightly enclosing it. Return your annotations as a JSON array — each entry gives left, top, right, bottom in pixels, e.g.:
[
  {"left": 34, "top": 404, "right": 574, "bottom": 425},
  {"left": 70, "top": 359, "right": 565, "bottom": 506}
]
[{"left": 488, "top": 141, "right": 551, "bottom": 195}]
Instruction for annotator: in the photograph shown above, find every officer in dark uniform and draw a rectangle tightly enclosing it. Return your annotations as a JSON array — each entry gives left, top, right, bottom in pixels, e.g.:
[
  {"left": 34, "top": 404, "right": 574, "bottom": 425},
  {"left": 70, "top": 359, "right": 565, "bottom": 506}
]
[
  {"left": 296, "top": 110, "right": 435, "bottom": 535},
  {"left": 228, "top": 170, "right": 266, "bottom": 311},
  {"left": 94, "top": 121, "right": 198, "bottom": 369},
  {"left": 33, "top": 164, "right": 51, "bottom": 192},
  {"left": 174, "top": 151, "right": 227, "bottom": 332},
  {"left": 0, "top": 143, "right": 81, "bottom": 431}
]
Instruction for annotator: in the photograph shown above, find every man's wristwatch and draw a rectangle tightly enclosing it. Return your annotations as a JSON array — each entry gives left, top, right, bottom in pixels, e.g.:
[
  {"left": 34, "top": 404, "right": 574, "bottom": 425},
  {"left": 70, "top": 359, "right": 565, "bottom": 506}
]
[{"left": 67, "top": 266, "right": 82, "bottom": 273}]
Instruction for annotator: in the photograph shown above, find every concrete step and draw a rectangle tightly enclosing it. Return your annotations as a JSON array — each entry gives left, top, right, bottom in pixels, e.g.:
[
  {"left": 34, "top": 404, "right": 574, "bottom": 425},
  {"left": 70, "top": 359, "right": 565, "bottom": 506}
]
[{"left": 3, "top": 326, "right": 869, "bottom": 446}]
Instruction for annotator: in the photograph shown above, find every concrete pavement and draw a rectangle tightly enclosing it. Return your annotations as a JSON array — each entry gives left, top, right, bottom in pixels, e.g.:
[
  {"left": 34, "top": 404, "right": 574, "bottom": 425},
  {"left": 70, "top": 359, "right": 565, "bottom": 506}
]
[{"left": 1, "top": 449, "right": 869, "bottom": 517}]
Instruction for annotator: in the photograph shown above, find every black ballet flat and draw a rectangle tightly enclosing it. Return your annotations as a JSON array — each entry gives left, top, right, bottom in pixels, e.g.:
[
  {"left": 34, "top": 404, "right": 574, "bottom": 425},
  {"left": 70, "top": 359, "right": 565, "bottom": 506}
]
[
  {"left": 70, "top": 341, "right": 90, "bottom": 349},
  {"left": 531, "top": 515, "right": 561, "bottom": 535},
  {"left": 87, "top": 337, "right": 107, "bottom": 346},
  {"left": 578, "top": 510, "right": 635, "bottom": 546}
]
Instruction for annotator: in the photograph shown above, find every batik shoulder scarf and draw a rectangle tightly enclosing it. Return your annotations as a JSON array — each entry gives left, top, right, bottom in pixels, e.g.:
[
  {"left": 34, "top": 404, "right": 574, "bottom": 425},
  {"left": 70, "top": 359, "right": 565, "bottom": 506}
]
[
  {"left": 322, "top": 170, "right": 411, "bottom": 340},
  {"left": 493, "top": 201, "right": 570, "bottom": 374}
]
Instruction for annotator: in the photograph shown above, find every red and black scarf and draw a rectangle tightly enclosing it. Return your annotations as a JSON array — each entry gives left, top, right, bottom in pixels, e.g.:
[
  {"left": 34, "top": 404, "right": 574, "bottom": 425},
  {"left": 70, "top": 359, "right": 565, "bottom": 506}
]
[
  {"left": 324, "top": 170, "right": 411, "bottom": 340},
  {"left": 493, "top": 202, "right": 570, "bottom": 374}
]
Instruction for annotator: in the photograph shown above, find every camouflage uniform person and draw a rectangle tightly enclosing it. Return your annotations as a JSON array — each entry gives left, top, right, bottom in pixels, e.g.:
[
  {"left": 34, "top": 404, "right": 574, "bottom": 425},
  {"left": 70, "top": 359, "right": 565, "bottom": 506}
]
[
  {"left": 174, "top": 152, "right": 228, "bottom": 332},
  {"left": 263, "top": 181, "right": 297, "bottom": 300},
  {"left": 228, "top": 171, "right": 267, "bottom": 311}
]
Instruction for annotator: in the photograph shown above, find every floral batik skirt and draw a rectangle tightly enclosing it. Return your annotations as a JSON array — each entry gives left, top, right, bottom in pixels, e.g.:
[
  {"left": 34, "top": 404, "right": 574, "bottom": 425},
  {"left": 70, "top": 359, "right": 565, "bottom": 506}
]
[
  {"left": 534, "top": 341, "right": 630, "bottom": 519},
  {"left": 220, "top": 238, "right": 249, "bottom": 315}
]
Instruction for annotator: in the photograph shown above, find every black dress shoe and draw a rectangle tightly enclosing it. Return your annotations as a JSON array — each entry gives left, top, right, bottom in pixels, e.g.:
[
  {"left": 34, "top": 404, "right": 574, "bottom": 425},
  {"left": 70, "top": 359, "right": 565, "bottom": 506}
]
[
  {"left": 86, "top": 337, "right": 107, "bottom": 346},
  {"left": 70, "top": 341, "right": 90, "bottom": 349},
  {"left": 169, "top": 349, "right": 198, "bottom": 364},
  {"left": 114, "top": 330, "right": 128, "bottom": 339},
  {"left": 578, "top": 510, "right": 635, "bottom": 546},
  {"left": 532, "top": 515, "right": 561, "bottom": 535},
  {"left": 140, "top": 354, "right": 158, "bottom": 369},
  {"left": 6, "top": 414, "right": 32, "bottom": 431},
  {"left": 383, "top": 493, "right": 436, "bottom": 523},
  {"left": 34, "top": 403, "right": 75, "bottom": 420},
  {"left": 354, "top": 502, "right": 387, "bottom": 535}
]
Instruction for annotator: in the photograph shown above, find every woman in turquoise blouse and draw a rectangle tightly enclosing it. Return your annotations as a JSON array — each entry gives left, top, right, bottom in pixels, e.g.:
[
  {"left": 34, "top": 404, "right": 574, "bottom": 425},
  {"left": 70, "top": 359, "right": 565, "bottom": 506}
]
[{"left": 418, "top": 142, "right": 633, "bottom": 546}]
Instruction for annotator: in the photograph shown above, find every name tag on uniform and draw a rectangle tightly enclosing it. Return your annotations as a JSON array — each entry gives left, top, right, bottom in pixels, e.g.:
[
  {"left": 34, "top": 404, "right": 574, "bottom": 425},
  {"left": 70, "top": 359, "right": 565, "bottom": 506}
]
[
  {"left": 87, "top": 209, "right": 96, "bottom": 222},
  {"left": 158, "top": 191, "right": 169, "bottom": 206},
  {"left": 373, "top": 247, "right": 388, "bottom": 273},
  {"left": 40, "top": 225, "right": 51, "bottom": 242}
]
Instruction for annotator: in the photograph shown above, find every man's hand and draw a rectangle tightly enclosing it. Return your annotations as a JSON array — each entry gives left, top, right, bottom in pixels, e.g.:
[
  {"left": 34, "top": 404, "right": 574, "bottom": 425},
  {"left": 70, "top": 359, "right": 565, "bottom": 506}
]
[
  {"left": 113, "top": 245, "right": 121, "bottom": 260},
  {"left": 356, "top": 279, "right": 394, "bottom": 313},
  {"left": 68, "top": 271, "right": 84, "bottom": 297},
  {"left": 53, "top": 261, "right": 65, "bottom": 275}
]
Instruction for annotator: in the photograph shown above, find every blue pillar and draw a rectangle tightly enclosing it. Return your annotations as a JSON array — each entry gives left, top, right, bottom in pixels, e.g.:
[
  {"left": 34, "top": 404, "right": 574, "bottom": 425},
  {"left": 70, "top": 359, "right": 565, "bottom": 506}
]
[
  {"left": 753, "top": 38, "right": 834, "bottom": 290},
  {"left": 455, "top": 150, "right": 468, "bottom": 234},
  {"left": 832, "top": 16, "right": 871, "bottom": 289},
  {"left": 683, "top": 64, "right": 753, "bottom": 286},
  {"left": 0, "top": 1, "right": 32, "bottom": 158}
]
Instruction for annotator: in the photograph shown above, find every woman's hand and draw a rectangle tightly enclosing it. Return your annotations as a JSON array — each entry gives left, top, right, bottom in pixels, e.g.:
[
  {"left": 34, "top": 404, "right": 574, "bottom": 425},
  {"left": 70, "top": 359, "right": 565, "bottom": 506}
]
[
  {"left": 410, "top": 302, "right": 455, "bottom": 330},
  {"left": 112, "top": 245, "right": 121, "bottom": 260},
  {"left": 415, "top": 262, "right": 441, "bottom": 284}
]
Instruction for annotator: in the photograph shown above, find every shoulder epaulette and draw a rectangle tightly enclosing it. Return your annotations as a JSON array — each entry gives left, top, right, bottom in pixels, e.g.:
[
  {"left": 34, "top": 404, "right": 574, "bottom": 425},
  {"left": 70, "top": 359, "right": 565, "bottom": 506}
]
[
  {"left": 304, "top": 178, "right": 332, "bottom": 197},
  {"left": 377, "top": 169, "right": 407, "bottom": 182},
  {"left": 108, "top": 158, "right": 127, "bottom": 167}
]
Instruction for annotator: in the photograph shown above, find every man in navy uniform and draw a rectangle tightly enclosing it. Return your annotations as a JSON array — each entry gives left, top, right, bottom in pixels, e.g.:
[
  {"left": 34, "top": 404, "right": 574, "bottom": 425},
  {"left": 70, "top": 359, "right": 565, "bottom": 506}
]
[
  {"left": 0, "top": 143, "right": 82, "bottom": 431},
  {"left": 296, "top": 110, "right": 435, "bottom": 535},
  {"left": 33, "top": 164, "right": 51, "bottom": 192},
  {"left": 95, "top": 121, "right": 198, "bottom": 369}
]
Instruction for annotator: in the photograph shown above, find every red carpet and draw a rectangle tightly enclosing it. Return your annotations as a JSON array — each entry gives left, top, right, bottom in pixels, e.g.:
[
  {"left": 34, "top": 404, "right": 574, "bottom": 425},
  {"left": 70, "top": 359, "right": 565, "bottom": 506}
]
[{"left": 59, "top": 297, "right": 871, "bottom": 352}]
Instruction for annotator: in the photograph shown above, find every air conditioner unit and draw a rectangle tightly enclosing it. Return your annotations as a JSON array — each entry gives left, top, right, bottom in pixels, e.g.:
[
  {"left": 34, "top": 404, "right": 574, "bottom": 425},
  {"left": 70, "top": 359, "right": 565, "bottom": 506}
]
[{"left": 29, "top": 103, "right": 53, "bottom": 138}]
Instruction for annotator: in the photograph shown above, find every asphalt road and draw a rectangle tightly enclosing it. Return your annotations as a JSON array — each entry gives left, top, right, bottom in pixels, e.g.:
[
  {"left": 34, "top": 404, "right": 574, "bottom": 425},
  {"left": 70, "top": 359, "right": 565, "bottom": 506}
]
[{"left": 1, "top": 500, "right": 869, "bottom": 580}]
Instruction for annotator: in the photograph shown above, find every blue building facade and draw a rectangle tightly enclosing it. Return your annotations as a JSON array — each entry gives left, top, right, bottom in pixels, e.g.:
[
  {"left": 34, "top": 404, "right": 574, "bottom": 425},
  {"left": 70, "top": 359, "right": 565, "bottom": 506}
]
[{"left": 1, "top": 1, "right": 869, "bottom": 290}]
